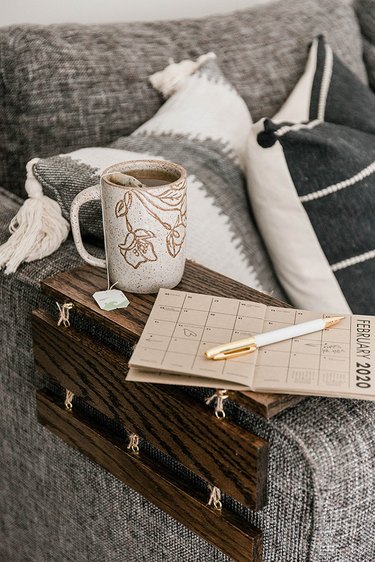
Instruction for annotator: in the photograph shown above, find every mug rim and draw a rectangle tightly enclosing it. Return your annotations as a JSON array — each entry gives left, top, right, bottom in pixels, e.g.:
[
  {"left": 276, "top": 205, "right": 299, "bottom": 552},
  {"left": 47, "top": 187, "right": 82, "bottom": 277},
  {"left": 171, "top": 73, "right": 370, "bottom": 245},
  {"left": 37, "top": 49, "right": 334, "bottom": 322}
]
[{"left": 100, "top": 159, "right": 187, "bottom": 190}]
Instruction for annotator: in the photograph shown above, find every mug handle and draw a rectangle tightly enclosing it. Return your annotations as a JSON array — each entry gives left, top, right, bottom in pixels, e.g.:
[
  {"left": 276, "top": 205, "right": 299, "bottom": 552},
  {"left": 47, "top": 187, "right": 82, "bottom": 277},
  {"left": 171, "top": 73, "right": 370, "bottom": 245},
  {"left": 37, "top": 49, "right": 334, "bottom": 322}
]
[{"left": 70, "top": 184, "right": 107, "bottom": 269}]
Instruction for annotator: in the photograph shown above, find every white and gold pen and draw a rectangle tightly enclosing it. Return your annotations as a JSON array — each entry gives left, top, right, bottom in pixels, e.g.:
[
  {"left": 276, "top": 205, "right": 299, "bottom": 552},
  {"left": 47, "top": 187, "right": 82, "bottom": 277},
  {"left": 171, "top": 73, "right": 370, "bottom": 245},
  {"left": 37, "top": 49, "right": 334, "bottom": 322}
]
[{"left": 205, "top": 316, "right": 345, "bottom": 361}]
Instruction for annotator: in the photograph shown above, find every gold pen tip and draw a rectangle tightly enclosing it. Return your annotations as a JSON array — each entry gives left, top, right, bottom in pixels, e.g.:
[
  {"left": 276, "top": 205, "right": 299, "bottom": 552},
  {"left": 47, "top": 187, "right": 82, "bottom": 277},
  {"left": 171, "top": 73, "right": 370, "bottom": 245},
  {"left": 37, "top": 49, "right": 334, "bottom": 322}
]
[{"left": 325, "top": 315, "right": 345, "bottom": 328}]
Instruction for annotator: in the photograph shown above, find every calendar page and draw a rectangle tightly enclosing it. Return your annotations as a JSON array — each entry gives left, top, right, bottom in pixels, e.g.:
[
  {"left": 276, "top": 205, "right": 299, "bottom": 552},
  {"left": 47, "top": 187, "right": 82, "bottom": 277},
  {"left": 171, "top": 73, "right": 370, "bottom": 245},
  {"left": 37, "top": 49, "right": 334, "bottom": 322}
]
[{"left": 128, "top": 289, "right": 375, "bottom": 400}]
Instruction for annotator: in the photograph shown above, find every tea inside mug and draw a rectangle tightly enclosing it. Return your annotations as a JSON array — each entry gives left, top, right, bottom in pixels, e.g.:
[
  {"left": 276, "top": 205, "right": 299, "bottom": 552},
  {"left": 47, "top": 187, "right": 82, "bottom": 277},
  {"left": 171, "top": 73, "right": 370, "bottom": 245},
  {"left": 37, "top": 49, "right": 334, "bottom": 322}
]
[
  {"left": 104, "top": 167, "right": 181, "bottom": 189},
  {"left": 137, "top": 177, "right": 170, "bottom": 187}
]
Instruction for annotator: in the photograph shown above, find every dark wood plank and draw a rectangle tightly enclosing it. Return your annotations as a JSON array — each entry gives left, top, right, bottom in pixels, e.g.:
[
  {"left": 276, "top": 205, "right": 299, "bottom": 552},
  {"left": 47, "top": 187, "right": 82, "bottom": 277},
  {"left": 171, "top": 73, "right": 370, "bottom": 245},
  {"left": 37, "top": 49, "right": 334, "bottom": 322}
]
[
  {"left": 227, "top": 390, "right": 303, "bottom": 420},
  {"left": 33, "top": 309, "right": 268, "bottom": 510},
  {"left": 37, "top": 389, "right": 263, "bottom": 562},
  {"left": 41, "top": 260, "right": 289, "bottom": 343},
  {"left": 41, "top": 261, "right": 304, "bottom": 418},
  {"left": 41, "top": 263, "right": 154, "bottom": 343}
]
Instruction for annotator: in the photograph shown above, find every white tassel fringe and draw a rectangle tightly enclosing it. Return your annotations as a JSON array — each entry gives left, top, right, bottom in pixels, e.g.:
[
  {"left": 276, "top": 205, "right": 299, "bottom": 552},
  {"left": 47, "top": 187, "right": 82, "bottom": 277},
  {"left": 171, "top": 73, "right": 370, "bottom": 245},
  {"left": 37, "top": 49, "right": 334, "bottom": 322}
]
[
  {"left": 149, "top": 52, "right": 216, "bottom": 98},
  {"left": 0, "top": 158, "right": 70, "bottom": 274}
]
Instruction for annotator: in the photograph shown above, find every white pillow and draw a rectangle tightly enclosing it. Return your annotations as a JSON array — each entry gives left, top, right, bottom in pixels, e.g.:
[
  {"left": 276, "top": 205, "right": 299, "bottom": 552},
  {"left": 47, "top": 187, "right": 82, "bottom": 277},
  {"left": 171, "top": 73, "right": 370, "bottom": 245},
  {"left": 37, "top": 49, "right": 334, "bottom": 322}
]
[{"left": 246, "top": 36, "right": 375, "bottom": 314}]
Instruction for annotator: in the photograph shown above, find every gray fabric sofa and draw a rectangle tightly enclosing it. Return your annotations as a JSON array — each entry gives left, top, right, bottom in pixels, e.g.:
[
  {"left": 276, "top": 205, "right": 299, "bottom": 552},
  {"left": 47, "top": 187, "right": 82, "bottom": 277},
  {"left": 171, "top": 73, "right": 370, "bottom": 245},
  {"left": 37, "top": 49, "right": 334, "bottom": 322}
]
[{"left": 1, "top": 1, "right": 375, "bottom": 560}]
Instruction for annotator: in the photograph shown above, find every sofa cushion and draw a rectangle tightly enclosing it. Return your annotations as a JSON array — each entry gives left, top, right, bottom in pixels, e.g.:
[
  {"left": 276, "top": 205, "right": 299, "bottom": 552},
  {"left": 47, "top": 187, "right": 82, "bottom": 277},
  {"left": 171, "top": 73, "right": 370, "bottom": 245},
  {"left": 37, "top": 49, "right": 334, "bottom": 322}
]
[
  {"left": 0, "top": 0, "right": 366, "bottom": 197},
  {"left": 355, "top": 0, "right": 375, "bottom": 92},
  {"left": 246, "top": 36, "right": 375, "bottom": 315}
]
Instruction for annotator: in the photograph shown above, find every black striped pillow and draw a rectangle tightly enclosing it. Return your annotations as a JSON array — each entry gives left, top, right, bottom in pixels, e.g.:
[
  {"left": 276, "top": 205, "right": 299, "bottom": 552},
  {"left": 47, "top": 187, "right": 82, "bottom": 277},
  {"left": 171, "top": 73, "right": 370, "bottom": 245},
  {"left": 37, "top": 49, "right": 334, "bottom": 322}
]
[{"left": 246, "top": 35, "right": 375, "bottom": 315}]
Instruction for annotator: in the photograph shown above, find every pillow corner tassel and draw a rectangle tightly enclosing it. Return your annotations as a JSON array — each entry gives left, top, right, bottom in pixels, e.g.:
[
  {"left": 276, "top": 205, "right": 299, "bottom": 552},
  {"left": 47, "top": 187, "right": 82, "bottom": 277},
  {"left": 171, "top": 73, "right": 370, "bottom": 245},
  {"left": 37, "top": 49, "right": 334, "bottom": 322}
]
[
  {"left": 149, "top": 52, "right": 217, "bottom": 98},
  {"left": 0, "top": 158, "right": 70, "bottom": 274}
]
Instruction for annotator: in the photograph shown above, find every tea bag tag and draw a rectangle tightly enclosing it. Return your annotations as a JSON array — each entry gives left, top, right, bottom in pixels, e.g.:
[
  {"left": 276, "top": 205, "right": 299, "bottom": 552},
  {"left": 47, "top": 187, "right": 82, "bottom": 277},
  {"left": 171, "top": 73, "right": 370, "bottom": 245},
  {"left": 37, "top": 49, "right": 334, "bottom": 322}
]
[{"left": 93, "top": 289, "right": 130, "bottom": 311}]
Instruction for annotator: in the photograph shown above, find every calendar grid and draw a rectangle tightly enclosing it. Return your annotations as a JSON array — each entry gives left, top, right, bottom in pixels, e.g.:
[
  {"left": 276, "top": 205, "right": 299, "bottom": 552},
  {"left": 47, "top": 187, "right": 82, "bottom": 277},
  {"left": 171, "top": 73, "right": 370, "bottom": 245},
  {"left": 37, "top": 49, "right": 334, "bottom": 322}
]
[
  {"left": 190, "top": 291, "right": 226, "bottom": 379},
  {"left": 285, "top": 310, "right": 297, "bottom": 384},
  {"left": 129, "top": 289, "right": 374, "bottom": 399},
  {"left": 161, "top": 292, "right": 188, "bottom": 365}
]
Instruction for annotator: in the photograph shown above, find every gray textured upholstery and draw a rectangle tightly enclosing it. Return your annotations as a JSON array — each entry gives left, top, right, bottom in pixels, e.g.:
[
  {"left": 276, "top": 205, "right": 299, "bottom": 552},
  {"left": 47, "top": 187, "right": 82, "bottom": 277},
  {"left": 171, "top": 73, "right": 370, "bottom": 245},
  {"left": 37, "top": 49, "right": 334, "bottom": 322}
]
[{"left": 0, "top": 0, "right": 366, "bottom": 196}]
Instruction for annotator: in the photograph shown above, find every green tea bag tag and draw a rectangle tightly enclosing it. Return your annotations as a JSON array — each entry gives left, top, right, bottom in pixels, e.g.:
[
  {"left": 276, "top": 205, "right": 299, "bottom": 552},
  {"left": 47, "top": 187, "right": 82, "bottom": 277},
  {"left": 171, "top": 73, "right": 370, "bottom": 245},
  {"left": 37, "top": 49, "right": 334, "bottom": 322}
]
[{"left": 93, "top": 289, "right": 130, "bottom": 311}]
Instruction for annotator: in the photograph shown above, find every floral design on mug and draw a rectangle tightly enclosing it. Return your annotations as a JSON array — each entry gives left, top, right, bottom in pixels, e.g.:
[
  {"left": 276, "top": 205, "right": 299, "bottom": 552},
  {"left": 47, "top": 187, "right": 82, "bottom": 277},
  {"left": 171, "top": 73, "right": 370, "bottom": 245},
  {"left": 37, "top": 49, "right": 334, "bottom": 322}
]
[
  {"left": 166, "top": 215, "right": 186, "bottom": 257},
  {"left": 118, "top": 229, "right": 157, "bottom": 269},
  {"left": 115, "top": 181, "right": 186, "bottom": 269}
]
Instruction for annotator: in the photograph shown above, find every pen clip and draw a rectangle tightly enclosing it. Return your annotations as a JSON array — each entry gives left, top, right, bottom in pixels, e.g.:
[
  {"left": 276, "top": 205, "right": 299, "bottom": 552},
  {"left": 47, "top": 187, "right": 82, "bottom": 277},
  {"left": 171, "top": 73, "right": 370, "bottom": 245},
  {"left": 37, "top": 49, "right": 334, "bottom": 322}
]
[{"left": 216, "top": 345, "right": 257, "bottom": 360}]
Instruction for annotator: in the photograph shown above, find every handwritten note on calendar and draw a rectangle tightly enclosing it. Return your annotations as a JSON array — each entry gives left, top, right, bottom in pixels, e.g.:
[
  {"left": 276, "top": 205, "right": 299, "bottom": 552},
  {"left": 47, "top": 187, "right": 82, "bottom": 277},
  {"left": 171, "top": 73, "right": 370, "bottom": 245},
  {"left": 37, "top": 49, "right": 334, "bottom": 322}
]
[{"left": 128, "top": 289, "right": 375, "bottom": 400}]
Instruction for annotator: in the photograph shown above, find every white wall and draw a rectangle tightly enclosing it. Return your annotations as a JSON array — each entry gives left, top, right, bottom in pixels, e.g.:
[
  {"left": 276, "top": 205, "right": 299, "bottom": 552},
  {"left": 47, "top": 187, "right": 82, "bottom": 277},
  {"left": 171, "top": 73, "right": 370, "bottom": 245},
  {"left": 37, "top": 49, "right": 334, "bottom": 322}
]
[{"left": 1, "top": 0, "right": 272, "bottom": 26}]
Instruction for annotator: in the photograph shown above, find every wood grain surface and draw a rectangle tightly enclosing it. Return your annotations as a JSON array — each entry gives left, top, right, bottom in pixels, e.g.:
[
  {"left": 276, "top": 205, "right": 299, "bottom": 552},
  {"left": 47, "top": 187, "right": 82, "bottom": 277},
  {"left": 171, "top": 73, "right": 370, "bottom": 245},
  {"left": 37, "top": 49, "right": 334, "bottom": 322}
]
[
  {"left": 33, "top": 309, "right": 268, "bottom": 510},
  {"left": 37, "top": 388, "right": 263, "bottom": 562},
  {"left": 41, "top": 260, "right": 304, "bottom": 418}
]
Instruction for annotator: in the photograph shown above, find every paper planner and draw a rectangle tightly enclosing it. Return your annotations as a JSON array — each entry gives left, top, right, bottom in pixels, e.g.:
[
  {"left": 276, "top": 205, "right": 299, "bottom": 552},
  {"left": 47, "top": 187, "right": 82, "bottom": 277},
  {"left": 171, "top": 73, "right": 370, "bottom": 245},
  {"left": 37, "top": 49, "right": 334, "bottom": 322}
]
[{"left": 127, "top": 289, "right": 375, "bottom": 400}]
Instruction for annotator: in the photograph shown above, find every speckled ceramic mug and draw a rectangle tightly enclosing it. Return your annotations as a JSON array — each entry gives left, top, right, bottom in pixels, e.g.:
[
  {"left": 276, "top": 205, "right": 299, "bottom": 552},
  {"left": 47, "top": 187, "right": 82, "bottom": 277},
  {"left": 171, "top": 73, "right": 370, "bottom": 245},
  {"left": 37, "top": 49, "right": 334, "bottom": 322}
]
[{"left": 70, "top": 160, "right": 187, "bottom": 294}]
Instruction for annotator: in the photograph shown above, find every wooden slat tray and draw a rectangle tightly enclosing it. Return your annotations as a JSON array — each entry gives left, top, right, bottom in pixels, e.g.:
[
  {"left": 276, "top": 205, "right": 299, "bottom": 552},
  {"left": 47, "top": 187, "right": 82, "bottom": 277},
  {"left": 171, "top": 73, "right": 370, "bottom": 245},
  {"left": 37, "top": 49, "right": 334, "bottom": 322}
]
[
  {"left": 33, "top": 309, "right": 268, "bottom": 510},
  {"left": 37, "top": 388, "right": 263, "bottom": 562},
  {"left": 41, "top": 260, "right": 304, "bottom": 419}
]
